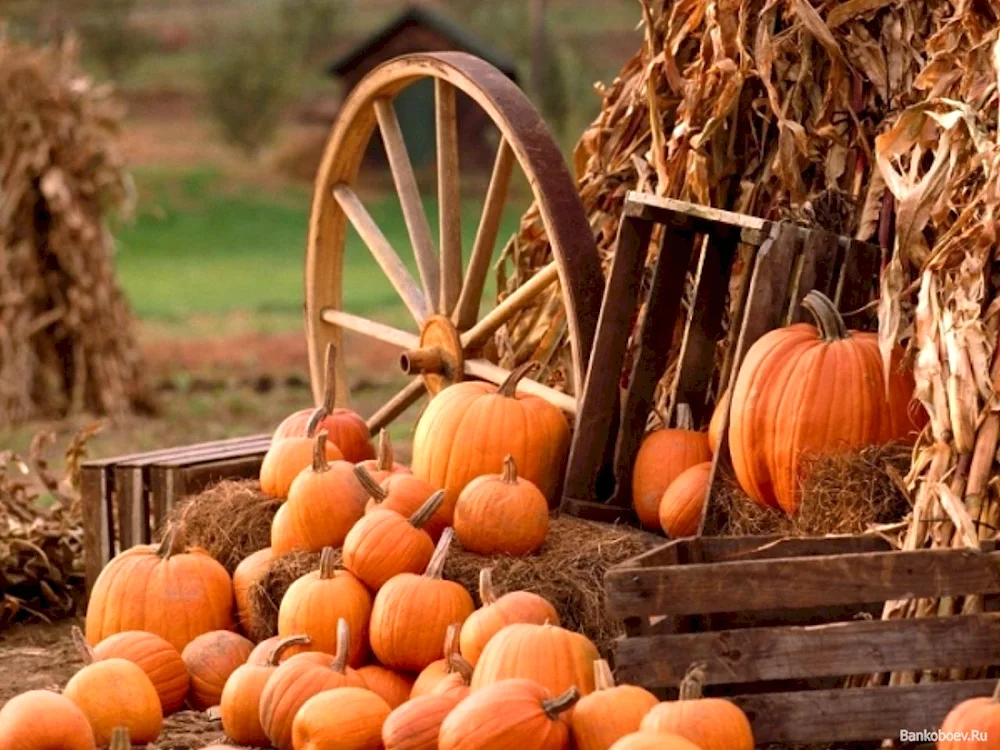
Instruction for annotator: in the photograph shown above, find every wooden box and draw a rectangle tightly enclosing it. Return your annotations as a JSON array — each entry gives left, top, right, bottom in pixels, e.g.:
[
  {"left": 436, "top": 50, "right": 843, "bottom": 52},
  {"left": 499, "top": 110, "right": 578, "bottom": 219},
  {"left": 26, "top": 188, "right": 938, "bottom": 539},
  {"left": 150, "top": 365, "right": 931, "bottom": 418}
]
[{"left": 606, "top": 534, "right": 1000, "bottom": 744}]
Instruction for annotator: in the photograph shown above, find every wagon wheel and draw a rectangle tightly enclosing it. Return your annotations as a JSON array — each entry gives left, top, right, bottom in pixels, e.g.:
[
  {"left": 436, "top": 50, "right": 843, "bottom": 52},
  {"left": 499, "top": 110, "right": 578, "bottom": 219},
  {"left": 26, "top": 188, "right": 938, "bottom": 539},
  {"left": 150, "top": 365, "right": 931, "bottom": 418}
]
[{"left": 306, "top": 52, "right": 604, "bottom": 432}]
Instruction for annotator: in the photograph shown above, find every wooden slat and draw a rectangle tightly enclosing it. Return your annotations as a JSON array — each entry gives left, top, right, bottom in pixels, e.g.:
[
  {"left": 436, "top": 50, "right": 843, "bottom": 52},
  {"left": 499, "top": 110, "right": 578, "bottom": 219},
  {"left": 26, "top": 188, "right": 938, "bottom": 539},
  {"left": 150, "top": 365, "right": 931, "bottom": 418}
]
[
  {"left": 114, "top": 464, "right": 147, "bottom": 550},
  {"left": 81, "top": 465, "right": 112, "bottom": 593},
  {"left": 835, "top": 237, "right": 881, "bottom": 318},
  {"left": 367, "top": 378, "right": 427, "bottom": 433},
  {"left": 321, "top": 308, "right": 420, "bottom": 349},
  {"left": 436, "top": 79, "right": 462, "bottom": 316},
  {"left": 606, "top": 547, "right": 1000, "bottom": 617},
  {"left": 616, "top": 612, "right": 1000, "bottom": 688},
  {"left": 623, "top": 192, "right": 769, "bottom": 234},
  {"left": 560, "top": 498, "right": 640, "bottom": 525},
  {"left": 459, "top": 261, "right": 559, "bottom": 350},
  {"left": 788, "top": 228, "right": 840, "bottom": 324}
]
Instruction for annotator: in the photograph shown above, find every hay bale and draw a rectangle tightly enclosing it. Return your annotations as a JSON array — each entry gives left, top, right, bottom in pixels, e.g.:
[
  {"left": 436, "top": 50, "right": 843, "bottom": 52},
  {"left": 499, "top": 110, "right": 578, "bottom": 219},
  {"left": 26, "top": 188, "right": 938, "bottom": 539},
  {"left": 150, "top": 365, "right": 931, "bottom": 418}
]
[{"left": 245, "top": 549, "right": 324, "bottom": 642}]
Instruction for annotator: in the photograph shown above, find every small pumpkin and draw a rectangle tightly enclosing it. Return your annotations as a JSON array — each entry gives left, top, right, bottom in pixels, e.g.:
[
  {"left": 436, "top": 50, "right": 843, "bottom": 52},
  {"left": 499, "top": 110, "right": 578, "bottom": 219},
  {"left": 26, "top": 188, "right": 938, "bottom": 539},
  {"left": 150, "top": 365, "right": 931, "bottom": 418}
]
[
  {"left": 430, "top": 655, "right": 475, "bottom": 701},
  {"left": 357, "top": 466, "right": 450, "bottom": 541},
  {"left": 357, "top": 664, "right": 416, "bottom": 709},
  {"left": 85, "top": 522, "right": 234, "bottom": 652},
  {"left": 609, "top": 733, "right": 702, "bottom": 750},
  {"left": 272, "top": 343, "right": 375, "bottom": 462},
  {"left": 707, "top": 388, "right": 729, "bottom": 455},
  {"left": 453, "top": 455, "right": 549, "bottom": 556},
  {"left": 631, "top": 404, "right": 711, "bottom": 529},
  {"left": 259, "top": 618, "right": 365, "bottom": 750},
  {"left": 0, "top": 690, "right": 95, "bottom": 750},
  {"left": 356, "top": 429, "right": 411, "bottom": 483},
  {"left": 382, "top": 692, "right": 464, "bottom": 750},
  {"left": 220, "top": 635, "right": 310, "bottom": 747},
  {"left": 277, "top": 546, "right": 372, "bottom": 666},
  {"left": 411, "top": 362, "right": 572, "bottom": 508},
  {"left": 369, "top": 528, "right": 475, "bottom": 671},
  {"left": 640, "top": 664, "right": 753, "bottom": 750},
  {"left": 658, "top": 461, "right": 712, "bottom": 539},
  {"left": 260, "top": 431, "right": 344, "bottom": 500},
  {"left": 460, "top": 567, "right": 560, "bottom": 666},
  {"left": 343, "top": 490, "right": 444, "bottom": 590},
  {"left": 291, "top": 686, "right": 392, "bottom": 750},
  {"left": 938, "top": 680, "right": 1000, "bottom": 750},
  {"left": 439, "top": 679, "right": 579, "bottom": 750},
  {"left": 410, "top": 624, "right": 470, "bottom": 698},
  {"left": 86, "top": 628, "right": 189, "bottom": 715},
  {"left": 233, "top": 547, "right": 274, "bottom": 636},
  {"left": 571, "top": 659, "right": 659, "bottom": 750},
  {"left": 181, "top": 630, "right": 254, "bottom": 711},
  {"left": 271, "top": 433, "right": 366, "bottom": 554}
]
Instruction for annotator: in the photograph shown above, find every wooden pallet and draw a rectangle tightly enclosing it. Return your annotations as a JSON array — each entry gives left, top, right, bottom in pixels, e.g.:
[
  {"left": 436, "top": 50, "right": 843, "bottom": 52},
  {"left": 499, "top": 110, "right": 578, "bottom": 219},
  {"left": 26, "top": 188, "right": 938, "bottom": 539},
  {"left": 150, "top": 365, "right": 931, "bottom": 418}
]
[{"left": 81, "top": 435, "right": 270, "bottom": 592}]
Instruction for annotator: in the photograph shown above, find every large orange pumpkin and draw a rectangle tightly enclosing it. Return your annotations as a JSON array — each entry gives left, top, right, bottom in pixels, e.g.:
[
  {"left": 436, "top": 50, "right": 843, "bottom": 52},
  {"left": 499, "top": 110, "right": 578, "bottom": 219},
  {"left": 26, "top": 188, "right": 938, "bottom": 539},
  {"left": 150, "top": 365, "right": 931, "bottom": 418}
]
[
  {"left": 938, "top": 681, "right": 1000, "bottom": 750},
  {"left": 233, "top": 547, "right": 274, "bottom": 636},
  {"left": 410, "top": 623, "right": 470, "bottom": 698},
  {"left": 729, "top": 290, "right": 924, "bottom": 514},
  {"left": 85, "top": 523, "right": 234, "bottom": 652},
  {"left": 291, "top": 686, "right": 392, "bottom": 750},
  {"left": 357, "top": 664, "right": 416, "bottom": 709},
  {"left": 439, "top": 679, "right": 578, "bottom": 750},
  {"left": 277, "top": 546, "right": 372, "bottom": 667},
  {"left": 382, "top": 692, "right": 464, "bottom": 750},
  {"left": 571, "top": 659, "right": 659, "bottom": 750},
  {"left": 0, "top": 690, "right": 95, "bottom": 750},
  {"left": 260, "top": 432, "right": 344, "bottom": 499},
  {"left": 609, "top": 733, "right": 702, "bottom": 750},
  {"left": 369, "top": 528, "right": 475, "bottom": 671},
  {"left": 356, "top": 429, "right": 411, "bottom": 484},
  {"left": 460, "top": 567, "right": 559, "bottom": 666},
  {"left": 658, "top": 461, "right": 712, "bottom": 539},
  {"left": 88, "top": 629, "right": 189, "bottom": 715},
  {"left": 357, "top": 467, "right": 450, "bottom": 541},
  {"left": 248, "top": 634, "right": 310, "bottom": 665},
  {"left": 270, "top": 433, "right": 366, "bottom": 554},
  {"left": 411, "top": 362, "right": 571, "bottom": 507},
  {"left": 631, "top": 405, "right": 711, "bottom": 529},
  {"left": 181, "top": 630, "right": 254, "bottom": 710}
]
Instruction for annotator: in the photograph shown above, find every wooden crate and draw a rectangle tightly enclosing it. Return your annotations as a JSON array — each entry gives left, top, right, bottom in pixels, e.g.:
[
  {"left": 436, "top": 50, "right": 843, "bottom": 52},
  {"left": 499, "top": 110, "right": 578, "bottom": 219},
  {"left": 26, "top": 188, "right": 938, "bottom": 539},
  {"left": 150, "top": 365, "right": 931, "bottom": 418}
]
[{"left": 606, "top": 534, "right": 1000, "bottom": 745}]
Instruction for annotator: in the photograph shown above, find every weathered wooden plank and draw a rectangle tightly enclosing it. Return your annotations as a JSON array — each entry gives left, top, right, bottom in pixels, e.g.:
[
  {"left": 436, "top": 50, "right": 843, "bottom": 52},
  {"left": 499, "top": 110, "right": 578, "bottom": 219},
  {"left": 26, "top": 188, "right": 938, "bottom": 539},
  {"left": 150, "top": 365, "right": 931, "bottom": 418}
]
[
  {"left": 114, "top": 464, "right": 146, "bottom": 550},
  {"left": 835, "top": 237, "right": 881, "bottom": 319},
  {"left": 606, "top": 547, "right": 1000, "bottom": 617},
  {"left": 623, "top": 192, "right": 769, "bottom": 233},
  {"left": 81, "top": 465, "right": 112, "bottom": 594},
  {"left": 560, "top": 498, "right": 639, "bottom": 526},
  {"left": 616, "top": 612, "right": 1000, "bottom": 688},
  {"left": 789, "top": 228, "right": 840, "bottom": 323}
]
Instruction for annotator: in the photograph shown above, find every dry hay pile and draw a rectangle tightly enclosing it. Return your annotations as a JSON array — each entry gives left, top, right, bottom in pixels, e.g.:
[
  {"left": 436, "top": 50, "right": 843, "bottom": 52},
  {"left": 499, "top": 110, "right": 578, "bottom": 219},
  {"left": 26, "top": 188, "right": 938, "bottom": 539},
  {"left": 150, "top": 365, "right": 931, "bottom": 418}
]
[
  {"left": 246, "top": 548, "right": 324, "bottom": 642},
  {"left": 0, "top": 34, "right": 151, "bottom": 424}
]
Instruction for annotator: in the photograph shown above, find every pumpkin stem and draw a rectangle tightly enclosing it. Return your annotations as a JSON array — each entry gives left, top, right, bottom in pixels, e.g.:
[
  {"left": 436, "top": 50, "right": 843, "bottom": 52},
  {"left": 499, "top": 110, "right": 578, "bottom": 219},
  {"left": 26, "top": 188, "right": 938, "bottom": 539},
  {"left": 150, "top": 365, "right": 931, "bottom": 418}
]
[
  {"left": 478, "top": 568, "right": 498, "bottom": 605},
  {"left": 593, "top": 659, "right": 615, "bottom": 691},
  {"left": 268, "top": 635, "right": 312, "bottom": 666},
  {"left": 501, "top": 454, "right": 518, "bottom": 484},
  {"left": 410, "top": 490, "right": 445, "bottom": 529},
  {"left": 675, "top": 403, "right": 694, "bottom": 431},
  {"left": 424, "top": 527, "right": 454, "bottom": 579},
  {"left": 375, "top": 429, "right": 393, "bottom": 472},
  {"left": 109, "top": 727, "right": 131, "bottom": 750},
  {"left": 542, "top": 686, "right": 580, "bottom": 719},
  {"left": 679, "top": 662, "right": 708, "bottom": 700},
  {"left": 992, "top": 679, "right": 1000, "bottom": 702},
  {"left": 319, "top": 547, "right": 339, "bottom": 579},
  {"left": 71, "top": 625, "right": 96, "bottom": 665},
  {"left": 354, "top": 465, "right": 388, "bottom": 501},
  {"left": 801, "top": 290, "right": 849, "bottom": 341},
  {"left": 205, "top": 705, "right": 222, "bottom": 721},
  {"left": 331, "top": 617, "right": 350, "bottom": 673},
  {"left": 305, "top": 343, "right": 338, "bottom": 435},
  {"left": 447, "top": 653, "right": 474, "bottom": 683},
  {"left": 156, "top": 523, "right": 187, "bottom": 559},
  {"left": 312, "top": 432, "right": 332, "bottom": 473},
  {"left": 443, "top": 622, "right": 460, "bottom": 663},
  {"left": 497, "top": 361, "right": 541, "bottom": 398}
]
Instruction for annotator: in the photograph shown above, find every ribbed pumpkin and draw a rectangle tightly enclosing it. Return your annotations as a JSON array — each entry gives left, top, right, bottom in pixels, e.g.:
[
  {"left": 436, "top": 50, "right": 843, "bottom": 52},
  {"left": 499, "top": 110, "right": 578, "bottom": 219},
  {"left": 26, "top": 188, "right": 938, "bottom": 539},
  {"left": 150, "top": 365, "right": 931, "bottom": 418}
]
[
  {"left": 259, "top": 619, "right": 365, "bottom": 750},
  {"left": 85, "top": 523, "right": 234, "bottom": 652},
  {"left": 277, "top": 547, "right": 372, "bottom": 666},
  {"left": 291, "top": 686, "right": 392, "bottom": 750},
  {"left": 658, "top": 461, "right": 712, "bottom": 539},
  {"left": 357, "top": 665, "right": 416, "bottom": 709},
  {"left": 729, "top": 290, "right": 924, "bottom": 514},
  {"left": 220, "top": 635, "right": 310, "bottom": 747},
  {"left": 439, "top": 679, "right": 579, "bottom": 750},
  {"left": 260, "top": 432, "right": 344, "bottom": 499},
  {"left": 471, "top": 623, "right": 600, "bottom": 704},
  {"left": 181, "top": 630, "right": 254, "bottom": 710},
  {"left": 356, "top": 429, "right": 411, "bottom": 483},
  {"left": 453, "top": 455, "right": 549, "bottom": 555},
  {"left": 707, "top": 388, "right": 729, "bottom": 454},
  {"left": 87, "top": 629, "right": 189, "bottom": 715},
  {"left": 631, "top": 404, "right": 711, "bottom": 529},
  {"left": 248, "top": 634, "right": 310, "bottom": 665},
  {"left": 0, "top": 690, "right": 95, "bottom": 750},
  {"left": 411, "top": 362, "right": 571, "bottom": 508},
  {"left": 938, "top": 681, "right": 1000, "bottom": 750},
  {"left": 460, "top": 568, "right": 559, "bottom": 666},
  {"left": 382, "top": 692, "right": 464, "bottom": 750},
  {"left": 410, "top": 624, "right": 470, "bottom": 698},
  {"left": 343, "top": 490, "right": 443, "bottom": 590},
  {"left": 430, "top": 655, "right": 474, "bottom": 702},
  {"left": 640, "top": 664, "right": 753, "bottom": 750},
  {"left": 272, "top": 343, "right": 375, "bottom": 462},
  {"left": 609, "top": 733, "right": 702, "bottom": 750},
  {"left": 357, "top": 467, "right": 450, "bottom": 542},
  {"left": 571, "top": 660, "right": 659, "bottom": 750},
  {"left": 270, "top": 433, "right": 366, "bottom": 554},
  {"left": 370, "top": 528, "right": 475, "bottom": 671},
  {"left": 233, "top": 547, "right": 274, "bottom": 635}
]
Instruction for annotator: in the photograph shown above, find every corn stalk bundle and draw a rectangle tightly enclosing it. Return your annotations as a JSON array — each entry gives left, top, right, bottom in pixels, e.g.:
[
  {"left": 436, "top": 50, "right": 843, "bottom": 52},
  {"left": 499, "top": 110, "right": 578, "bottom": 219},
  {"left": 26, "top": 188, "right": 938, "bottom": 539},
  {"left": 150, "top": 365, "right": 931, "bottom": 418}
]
[{"left": 0, "top": 33, "right": 150, "bottom": 424}]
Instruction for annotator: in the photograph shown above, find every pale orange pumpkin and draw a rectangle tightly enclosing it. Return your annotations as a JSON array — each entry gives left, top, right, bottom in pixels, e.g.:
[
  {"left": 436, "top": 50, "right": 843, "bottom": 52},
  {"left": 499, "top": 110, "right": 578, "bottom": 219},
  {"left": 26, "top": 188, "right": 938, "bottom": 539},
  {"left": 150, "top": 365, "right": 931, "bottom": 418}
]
[
  {"left": 707, "top": 388, "right": 729, "bottom": 455},
  {"left": 88, "top": 628, "right": 189, "bottom": 715},
  {"left": 0, "top": 690, "right": 95, "bottom": 750},
  {"left": 259, "top": 619, "right": 365, "bottom": 750},
  {"left": 460, "top": 567, "right": 560, "bottom": 666},
  {"left": 277, "top": 546, "right": 372, "bottom": 667},
  {"left": 729, "top": 290, "right": 925, "bottom": 514},
  {"left": 631, "top": 405, "right": 711, "bottom": 529},
  {"left": 382, "top": 692, "right": 464, "bottom": 750},
  {"left": 233, "top": 547, "right": 274, "bottom": 636},
  {"left": 260, "top": 432, "right": 344, "bottom": 500},
  {"left": 938, "top": 681, "right": 1000, "bottom": 750},
  {"left": 291, "top": 686, "right": 392, "bottom": 750},
  {"left": 270, "top": 433, "right": 366, "bottom": 554},
  {"left": 439, "top": 679, "right": 578, "bottom": 750},
  {"left": 181, "top": 630, "right": 254, "bottom": 710},
  {"left": 430, "top": 655, "right": 474, "bottom": 702},
  {"left": 370, "top": 528, "right": 475, "bottom": 672},
  {"left": 410, "top": 624, "right": 471, "bottom": 698},
  {"left": 357, "top": 466, "right": 450, "bottom": 542},
  {"left": 411, "top": 362, "right": 571, "bottom": 508},
  {"left": 609, "top": 733, "right": 702, "bottom": 750},
  {"left": 658, "top": 461, "right": 712, "bottom": 539},
  {"left": 343, "top": 490, "right": 443, "bottom": 590},
  {"left": 357, "top": 664, "right": 416, "bottom": 709},
  {"left": 356, "top": 429, "right": 411, "bottom": 484},
  {"left": 640, "top": 664, "right": 753, "bottom": 750},
  {"left": 220, "top": 635, "right": 310, "bottom": 747},
  {"left": 454, "top": 455, "right": 549, "bottom": 555},
  {"left": 571, "top": 659, "right": 659, "bottom": 750},
  {"left": 85, "top": 523, "right": 234, "bottom": 652}
]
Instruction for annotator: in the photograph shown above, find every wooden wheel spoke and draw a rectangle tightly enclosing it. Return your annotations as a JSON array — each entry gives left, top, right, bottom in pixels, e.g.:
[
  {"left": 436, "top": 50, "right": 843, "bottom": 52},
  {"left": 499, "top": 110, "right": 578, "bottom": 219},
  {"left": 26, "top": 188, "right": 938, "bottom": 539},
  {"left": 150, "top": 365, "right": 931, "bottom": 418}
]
[
  {"left": 333, "top": 183, "right": 430, "bottom": 324},
  {"left": 459, "top": 260, "right": 559, "bottom": 350},
  {"left": 463, "top": 358, "right": 577, "bottom": 414},
  {"left": 321, "top": 308, "right": 420, "bottom": 349},
  {"left": 367, "top": 378, "right": 427, "bottom": 432},
  {"left": 436, "top": 80, "right": 462, "bottom": 316},
  {"left": 452, "top": 137, "right": 515, "bottom": 330},
  {"left": 374, "top": 97, "right": 440, "bottom": 307}
]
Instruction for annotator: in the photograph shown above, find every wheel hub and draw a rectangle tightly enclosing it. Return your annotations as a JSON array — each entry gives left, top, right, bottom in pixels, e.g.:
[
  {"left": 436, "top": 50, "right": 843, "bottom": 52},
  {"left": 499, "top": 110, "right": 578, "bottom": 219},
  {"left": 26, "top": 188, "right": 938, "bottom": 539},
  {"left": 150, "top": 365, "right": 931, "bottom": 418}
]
[{"left": 399, "top": 315, "right": 465, "bottom": 394}]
